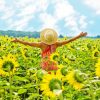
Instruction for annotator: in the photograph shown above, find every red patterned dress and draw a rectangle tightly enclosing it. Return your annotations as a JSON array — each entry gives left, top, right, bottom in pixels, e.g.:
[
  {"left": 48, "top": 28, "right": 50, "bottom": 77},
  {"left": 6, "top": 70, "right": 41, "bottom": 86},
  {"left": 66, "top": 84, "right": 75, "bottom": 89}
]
[{"left": 41, "top": 45, "right": 58, "bottom": 71}]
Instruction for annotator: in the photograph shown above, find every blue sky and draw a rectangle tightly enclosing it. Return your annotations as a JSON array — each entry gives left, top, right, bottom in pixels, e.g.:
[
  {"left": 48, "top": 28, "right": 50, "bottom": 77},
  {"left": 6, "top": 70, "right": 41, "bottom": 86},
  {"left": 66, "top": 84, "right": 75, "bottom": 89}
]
[{"left": 0, "top": 0, "right": 100, "bottom": 36}]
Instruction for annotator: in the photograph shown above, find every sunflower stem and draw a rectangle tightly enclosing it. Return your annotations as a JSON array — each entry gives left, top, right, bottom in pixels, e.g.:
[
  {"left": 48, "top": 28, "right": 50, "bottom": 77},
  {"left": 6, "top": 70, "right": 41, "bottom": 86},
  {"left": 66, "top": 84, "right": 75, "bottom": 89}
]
[
  {"left": 59, "top": 93, "right": 63, "bottom": 100},
  {"left": 90, "top": 84, "right": 96, "bottom": 100},
  {"left": 9, "top": 67, "right": 13, "bottom": 100},
  {"left": 36, "top": 77, "right": 39, "bottom": 97}
]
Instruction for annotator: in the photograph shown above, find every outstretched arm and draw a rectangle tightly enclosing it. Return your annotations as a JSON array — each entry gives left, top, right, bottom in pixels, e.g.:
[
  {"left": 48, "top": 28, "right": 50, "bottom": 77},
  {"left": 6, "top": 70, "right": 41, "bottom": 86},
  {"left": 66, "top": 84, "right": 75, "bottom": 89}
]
[
  {"left": 57, "top": 32, "right": 87, "bottom": 47},
  {"left": 11, "top": 38, "right": 42, "bottom": 48}
]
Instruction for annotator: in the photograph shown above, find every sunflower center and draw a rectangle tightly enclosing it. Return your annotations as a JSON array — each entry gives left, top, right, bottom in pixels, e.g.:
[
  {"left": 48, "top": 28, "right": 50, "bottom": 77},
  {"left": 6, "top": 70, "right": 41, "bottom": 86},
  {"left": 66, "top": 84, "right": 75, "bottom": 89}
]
[
  {"left": 49, "top": 78, "right": 62, "bottom": 91},
  {"left": 94, "top": 51, "right": 100, "bottom": 57},
  {"left": 64, "top": 55, "right": 67, "bottom": 58},
  {"left": 74, "top": 71, "right": 86, "bottom": 83},
  {"left": 53, "top": 55, "right": 59, "bottom": 61},
  {"left": 67, "top": 55, "right": 76, "bottom": 61},
  {"left": 87, "top": 43, "right": 92, "bottom": 49},
  {"left": 2, "top": 61, "right": 14, "bottom": 72}
]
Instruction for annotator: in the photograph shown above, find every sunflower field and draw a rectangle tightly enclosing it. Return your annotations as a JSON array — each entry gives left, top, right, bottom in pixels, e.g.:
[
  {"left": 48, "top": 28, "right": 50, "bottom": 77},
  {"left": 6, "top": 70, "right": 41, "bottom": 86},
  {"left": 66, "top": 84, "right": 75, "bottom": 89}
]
[{"left": 0, "top": 35, "right": 100, "bottom": 100}]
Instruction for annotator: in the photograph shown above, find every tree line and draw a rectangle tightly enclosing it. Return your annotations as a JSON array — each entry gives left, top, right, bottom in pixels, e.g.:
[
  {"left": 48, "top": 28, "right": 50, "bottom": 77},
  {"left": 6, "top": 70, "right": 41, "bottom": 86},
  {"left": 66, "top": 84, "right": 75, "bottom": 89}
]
[{"left": 0, "top": 30, "right": 99, "bottom": 38}]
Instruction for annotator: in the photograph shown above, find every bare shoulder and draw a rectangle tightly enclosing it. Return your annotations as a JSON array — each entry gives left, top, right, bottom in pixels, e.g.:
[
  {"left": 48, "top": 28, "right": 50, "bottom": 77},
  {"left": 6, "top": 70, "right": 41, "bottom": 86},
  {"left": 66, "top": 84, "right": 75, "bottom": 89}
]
[
  {"left": 40, "top": 42, "right": 47, "bottom": 50},
  {"left": 55, "top": 41, "right": 63, "bottom": 47}
]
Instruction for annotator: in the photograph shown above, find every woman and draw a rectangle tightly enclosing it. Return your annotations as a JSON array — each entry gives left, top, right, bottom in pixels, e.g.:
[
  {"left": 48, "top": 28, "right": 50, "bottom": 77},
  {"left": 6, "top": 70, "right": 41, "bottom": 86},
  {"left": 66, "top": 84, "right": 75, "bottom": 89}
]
[{"left": 12, "top": 28, "right": 87, "bottom": 72}]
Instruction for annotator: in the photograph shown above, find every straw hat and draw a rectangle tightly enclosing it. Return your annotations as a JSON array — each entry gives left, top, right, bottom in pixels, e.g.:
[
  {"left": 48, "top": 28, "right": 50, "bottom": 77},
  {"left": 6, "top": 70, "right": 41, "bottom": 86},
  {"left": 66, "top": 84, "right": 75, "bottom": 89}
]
[{"left": 40, "top": 28, "right": 58, "bottom": 45}]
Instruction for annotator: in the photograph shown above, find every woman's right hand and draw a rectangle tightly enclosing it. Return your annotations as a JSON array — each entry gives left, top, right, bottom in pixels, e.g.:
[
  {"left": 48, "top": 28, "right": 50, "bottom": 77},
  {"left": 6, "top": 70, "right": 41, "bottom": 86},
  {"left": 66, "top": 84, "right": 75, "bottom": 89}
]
[{"left": 11, "top": 38, "right": 19, "bottom": 42}]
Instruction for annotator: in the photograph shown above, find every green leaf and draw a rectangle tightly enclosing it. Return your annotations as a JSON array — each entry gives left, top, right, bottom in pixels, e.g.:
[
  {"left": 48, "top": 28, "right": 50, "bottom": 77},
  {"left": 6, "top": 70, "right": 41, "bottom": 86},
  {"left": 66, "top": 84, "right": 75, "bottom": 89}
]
[
  {"left": 13, "top": 76, "right": 29, "bottom": 82},
  {"left": 28, "top": 93, "right": 40, "bottom": 99},
  {"left": 23, "top": 83, "right": 35, "bottom": 88},
  {"left": 18, "top": 89, "right": 27, "bottom": 94}
]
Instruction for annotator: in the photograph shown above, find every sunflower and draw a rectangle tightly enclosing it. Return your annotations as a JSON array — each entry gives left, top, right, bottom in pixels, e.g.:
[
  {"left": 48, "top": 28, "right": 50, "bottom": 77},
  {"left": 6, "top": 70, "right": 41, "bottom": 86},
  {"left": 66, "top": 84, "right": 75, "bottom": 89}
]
[
  {"left": 40, "top": 73, "right": 63, "bottom": 98},
  {"left": 0, "top": 54, "right": 19, "bottom": 76},
  {"left": 56, "top": 64, "right": 69, "bottom": 82},
  {"left": 95, "top": 58, "right": 100, "bottom": 77},
  {"left": 36, "top": 69, "right": 47, "bottom": 80},
  {"left": 66, "top": 44, "right": 75, "bottom": 51},
  {"left": 57, "top": 64, "right": 68, "bottom": 76},
  {"left": 66, "top": 70, "right": 86, "bottom": 90},
  {"left": 56, "top": 64, "right": 64, "bottom": 77},
  {"left": 50, "top": 52, "right": 59, "bottom": 63},
  {"left": 92, "top": 49, "right": 100, "bottom": 59},
  {"left": 91, "top": 44, "right": 97, "bottom": 51},
  {"left": 62, "top": 54, "right": 69, "bottom": 63},
  {"left": 79, "top": 45, "right": 88, "bottom": 51},
  {"left": 87, "top": 42, "right": 92, "bottom": 50}
]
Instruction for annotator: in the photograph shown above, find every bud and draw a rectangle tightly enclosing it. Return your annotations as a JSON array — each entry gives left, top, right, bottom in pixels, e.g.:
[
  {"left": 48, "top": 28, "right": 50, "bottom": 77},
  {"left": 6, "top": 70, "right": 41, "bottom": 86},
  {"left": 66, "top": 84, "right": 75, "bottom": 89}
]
[
  {"left": 49, "top": 78, "right": 62, "bottom": 91},
  {"left": 36, "top": 70, "right": 44, "bottom": 80},
  {"left": 61, "top": 67, "right": 68, "bottom": 76},
  {"left": 74, "top": 70, "right": 86, "bottom": 83}
]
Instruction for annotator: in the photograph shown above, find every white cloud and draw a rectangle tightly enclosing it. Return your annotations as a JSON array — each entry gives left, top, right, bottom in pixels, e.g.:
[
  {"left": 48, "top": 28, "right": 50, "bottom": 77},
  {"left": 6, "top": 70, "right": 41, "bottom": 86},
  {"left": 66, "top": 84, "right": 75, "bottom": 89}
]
[
  {"left": 13, "top": 0, "right": 33, "bottom": 8},
  {"left": 16, "top": 0, "right": 48, "bottom": 17},
  {"left": 34, "top": 0, "right": 48, "bottom": 12},
  {"left": 83, "top": 0, "right": 100, "bottom": 15},
  {"left": 79, "top": 15, "right": 87, "bottom": 29},
  {"left": 39, "top": 0, "right": 78, "bottom": 35},
  {"left": 9, "top": 16, "right": 33, "bottom": 30},
  {"left": 1, "top": 8, "right": 15, "bottom": 20},
  {"left": 17, "top": 5, "right": 36, "bottom": 17},
  {"left": 15, "top": 0, "right": 48, "bottom": 15},
  {"left": 54, "top": 0, "right": 87, "bottom": 35},
  {"left": 0, "top": 0, "right": 15, "bottom": 20},
  {"left": 54, "top": 0, "right": 75, "bottom": 20},
  {"left": 0, "top": 0, "right": 49, "bottom": 30},
  {"left": 64, "top": 16, "right": 81, "bottom": 36},
  {"left": 39, "top": 13, "right": 59, "bottom": 33},
  {"left": 0, "top": 0, "right": 5, "bottom": 11},
  {"left": 40, "top": 13, "right": 56, "bottom": 27},
  {"left": 39, "top": 0, "right": 88, "bottom": 36}
]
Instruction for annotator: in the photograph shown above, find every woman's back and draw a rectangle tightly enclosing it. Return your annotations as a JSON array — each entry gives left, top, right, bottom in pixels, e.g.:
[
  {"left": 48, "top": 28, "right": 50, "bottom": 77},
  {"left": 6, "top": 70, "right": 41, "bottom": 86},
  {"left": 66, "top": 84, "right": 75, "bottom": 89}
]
[
  {"left": 41, "top": 43, "right": 57, "bottom": 57},
  {"left": 40, "top": 43, "right": 58, "bottom": 71}
]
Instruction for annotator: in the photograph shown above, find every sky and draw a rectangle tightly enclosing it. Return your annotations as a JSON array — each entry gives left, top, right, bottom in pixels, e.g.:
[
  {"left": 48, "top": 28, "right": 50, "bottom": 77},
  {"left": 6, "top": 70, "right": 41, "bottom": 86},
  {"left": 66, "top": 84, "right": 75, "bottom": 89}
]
[{"left": 0, "top": 0, "right": 100, "bottom": 36}]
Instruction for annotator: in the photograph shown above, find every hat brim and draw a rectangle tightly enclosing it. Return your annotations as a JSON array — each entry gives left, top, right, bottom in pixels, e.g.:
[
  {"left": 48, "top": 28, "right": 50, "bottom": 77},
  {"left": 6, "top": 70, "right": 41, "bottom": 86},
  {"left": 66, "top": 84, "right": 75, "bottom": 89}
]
[{"left": 40, "top": 28, "right": 58, "bottom": 45}]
